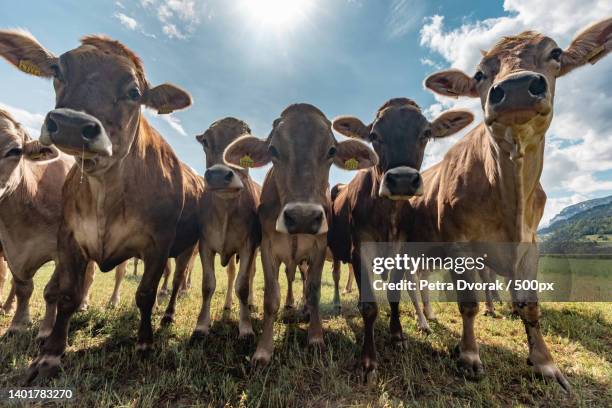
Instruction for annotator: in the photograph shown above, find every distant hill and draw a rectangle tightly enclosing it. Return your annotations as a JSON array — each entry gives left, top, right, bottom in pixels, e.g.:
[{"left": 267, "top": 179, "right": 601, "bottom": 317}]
[
  {"left": 539, "top": 195, "right": 612, "bottom": 235},
  {"left": 539, "top": 200, "right": 612, "bottom": 254}
]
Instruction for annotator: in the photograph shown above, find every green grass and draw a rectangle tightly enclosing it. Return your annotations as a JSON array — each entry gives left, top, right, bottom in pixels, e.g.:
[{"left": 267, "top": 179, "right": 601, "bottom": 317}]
[{"left": 1, "top": 259, "right": 611, "bottom": 407}]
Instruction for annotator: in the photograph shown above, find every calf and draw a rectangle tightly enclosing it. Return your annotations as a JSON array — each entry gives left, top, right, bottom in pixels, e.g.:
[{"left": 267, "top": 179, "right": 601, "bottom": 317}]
[
  {"left": 414, "top": 18, "right": 612, "bottom": 390},
  {"left": 330, "top": 98, "right": 473, "bottom": 379},
  {"left": 192, "top": 117, "right": 260, "bottom": 339},
  {"left": 224, "top": 103, "right": 377, "bottom": 363},
  {"left": 0, "top": 31, "right": 202, "bottom": 381}
]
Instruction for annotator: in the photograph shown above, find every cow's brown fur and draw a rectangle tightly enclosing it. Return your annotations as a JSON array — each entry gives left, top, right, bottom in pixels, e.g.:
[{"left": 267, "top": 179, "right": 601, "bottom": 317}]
[
  {"left": 416, "top": 18, "right": 611, "bottom": 390},
  {"left": 330, "top": 99, "right": 473, "bottom": 378},
  {"left": 192, "top": 117, "right": 261, "bottom": 339},
  {"left": 0, "top": 31, "right": 202, "bottom": 382}
]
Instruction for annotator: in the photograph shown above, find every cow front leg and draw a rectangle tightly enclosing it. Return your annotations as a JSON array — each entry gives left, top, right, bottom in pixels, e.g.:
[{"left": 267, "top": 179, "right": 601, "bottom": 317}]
[
  {"left": 0, "top": 255, "right": 8, "bottom": 308},
  {"left": 107, "top": 261, "right": 127, "bottom": 308},
  {"left": 332, "top": 258, "right": 342, "bottom": 314},
  {"left": 7, "top": 276, "right": 33, "bottom": 333},
  {"left": 305, "top": 251, "right": 325, "bottom": 348},
  {"left": 135, "top": 251, "right": 170, "bottom": 352},
  {"left": 79, "top": 262, "right": 96, "bottom": 311},
  {"left": 343, "top": 264, "right": 354, "bottom": 294},
  {"left": 516, "top": 301, "right": 570, "bottom": 391},
  {"left": 419, "top": 270, "right": 436, "bottom": 320},
  {"left": 252, "top": 242, "right": 280, "bottom": 366},
  {"left": 192, "top": 245, "right": 216, "bottom": 338},
  {"left": 224, "top": 255, "right": 236, "bottom": 311},
  {"left": 453, "top": 300, "right": 484, "bottom": 379},
  {"left": 352, "top": 249, "right": 378, "bottom": 382},
  {"left": 248, "top": 257, "right": 256, "bottom": 311},
  {"left": 284, "top": 264, "right": 295, "bottom": 309},
  {"left": 37, "top": 268, "right": 60, "bottom": 341},
  {"left": 235, "top": 246, "right": 255, "bottom": 338},
  {"left": 162, "top": 244, "right": 196, "bottom": 326},
  {"left": 26, "top": 234, "right": 88, "bottom": 384}
]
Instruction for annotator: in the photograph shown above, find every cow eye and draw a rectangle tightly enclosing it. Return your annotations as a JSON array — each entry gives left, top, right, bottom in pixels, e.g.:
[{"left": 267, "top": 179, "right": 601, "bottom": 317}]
[
  {"left": 201, "top": 139, "right": 208, "bottom": 148},
  {"left": 127, "top": 88, "right": 141, "bottom": 101},
  {"left": 422, "top": 129, "right": 432, "bottom": 140},
  {"left": 5, "top": 148, "right": 22, "bottom": 158},
  {"left": 327, "top": 146, "right": 337, "bottom": 157},
  {"left": 549, "top": 48, "right": 562, "bottom": 62},
  {"left": 269, "top": 145, "right": 279, "bottom": 158},
  {"left": 369, "top": 132, "right": 379, "bottom": 142},
  {"left": 474, "top": 71, "right": 485, "bottom": 82}
]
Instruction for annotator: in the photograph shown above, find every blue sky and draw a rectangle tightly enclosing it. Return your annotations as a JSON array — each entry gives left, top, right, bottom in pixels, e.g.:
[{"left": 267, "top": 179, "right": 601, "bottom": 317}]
[{"left": 0, "top": 0, "right": 610, "bottom": 225}]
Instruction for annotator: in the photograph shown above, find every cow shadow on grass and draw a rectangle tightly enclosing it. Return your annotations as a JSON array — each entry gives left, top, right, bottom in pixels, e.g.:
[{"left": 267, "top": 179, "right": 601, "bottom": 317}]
[{"left": 539, "top": 305, "right": 612, "bottom": 364}]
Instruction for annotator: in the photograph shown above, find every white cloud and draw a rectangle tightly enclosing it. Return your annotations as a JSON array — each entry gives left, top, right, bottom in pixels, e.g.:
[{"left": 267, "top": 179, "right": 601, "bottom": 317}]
[
  {"left": 385, "top": 0, "right": 426, "bottom": 39},
  {"left": 0, "top": 102, "right": 45, "bottom": 137},
  {"left": 143, "top": 110, "right": 187, "bottom": 136},
  {"left": 418, "top": 0, "right": 612, "bottom": 225},
  {"left": 114, "top": 12, "right": 140, "bottom": 31},
  {"left": 162, "top": 23, "right": 187, "bottom": 40}
]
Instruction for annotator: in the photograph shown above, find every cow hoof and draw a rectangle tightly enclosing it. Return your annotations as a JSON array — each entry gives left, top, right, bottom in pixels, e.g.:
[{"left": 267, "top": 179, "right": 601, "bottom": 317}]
[
  {"left": 417, "top": 324, "right": 432, "bottom": 335},
  {"left": 453, "top": 344, "right": 485, "bottom": 380},
  {"left": 160, "top": 315, "right": 174, "bottom": 326},
  {"left": 342, "top": 289, "right": 352, "bottom": 295},
  {"left": 78, "top": 303, "right": 89, "bottom": 312},
  {"left": 7, "top": 323, "right": 29, "bottom": 335},
  {"left": 333, "top": 304, "right": 342, "bottom": 315},
  {"left": 238, "top": 330, "right": 255, "bottom": 341},
  {"left": 251, "top": 350, "right": 272, "bottom": 367},
  {"left": 135, "top": 342, "right": 153, "bottom": 356},
  {"left": 308, "top": 337, "right": 325, "bottom": 351},
  {"left": 35, "top": 330, "right": 51, "bottom": 344},
  {"left": 532, "top": 362, "right": 571, "bottom": 393},
  {"left": 284, "top": 304, "right": 294, "bottom": 310},
  {"left": 248, "top": 304, "right": 257, "bottom": 313},
  {"left": 25, "top": 355, "right": 61, "bottom": 385},
  {"left": 483, "top": 310, "right": 498, "bottom": 318},
  {"left": 391, "top": 334, "right": 408, "bottom": 349},
  {"left": 107, "top": 298, "right": 119, "bottom": 309}
]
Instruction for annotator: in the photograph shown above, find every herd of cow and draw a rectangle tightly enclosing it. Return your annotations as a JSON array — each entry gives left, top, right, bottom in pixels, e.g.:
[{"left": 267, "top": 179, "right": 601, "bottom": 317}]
[{"left": 0, "top": 17, "right": 609, "bottom": 391}]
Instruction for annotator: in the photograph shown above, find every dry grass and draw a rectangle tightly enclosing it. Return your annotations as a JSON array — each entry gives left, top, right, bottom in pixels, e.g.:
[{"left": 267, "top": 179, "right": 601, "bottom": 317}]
[{"left": 0, "top": 259, "right": 611, "bottom": 407}]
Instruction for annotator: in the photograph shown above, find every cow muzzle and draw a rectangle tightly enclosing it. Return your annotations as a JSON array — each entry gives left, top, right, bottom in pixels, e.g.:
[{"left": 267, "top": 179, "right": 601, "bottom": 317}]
[
  {"left": 40, "top": 108, "right": 113, "bottom": 157},
  {"left": 276, "top": 202, "right": 327, "bottom": 235},
  {"left": 485, "top": 72, "right": 552, "bottom": 126},
  {"left": 204, "top": 164, "right": 244, "bottom": 194},
  {"left": 379, "top": 166, "right": 423, "bottom": 199}
]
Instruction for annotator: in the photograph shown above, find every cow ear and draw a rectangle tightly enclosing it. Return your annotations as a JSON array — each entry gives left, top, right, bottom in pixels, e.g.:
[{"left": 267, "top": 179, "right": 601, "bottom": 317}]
[
  {"left": 22, "top": 140, "right": 60, "bottom": 163},
  {"left": 560, "top": 18, "right": 612, "bottom": 76},
  {"left": 334, "top": 139, "right": 378, "bottom": 170},
  {"left": 424, "top": 69, "right": 478, "bottom": 98},
  {"left": 224, "top": 135, "right": 271, "bottom": 168},
  {"left": 0, "top": 30, "right": 57, "bottom": 78},
  {"left": 431, "top": 110, "right": 474, "bottom": 139},
  {"left": 144, "top": 83, "right": 192, "bottom": 114},
  {"left": 332, "top": 116, "right": 371, "bottom": 140}
]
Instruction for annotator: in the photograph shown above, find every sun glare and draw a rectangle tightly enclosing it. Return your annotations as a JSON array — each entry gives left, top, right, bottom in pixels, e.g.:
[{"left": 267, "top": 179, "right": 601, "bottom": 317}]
[{"left": 240, "top": 0, "right": 314, "bottom": 31}]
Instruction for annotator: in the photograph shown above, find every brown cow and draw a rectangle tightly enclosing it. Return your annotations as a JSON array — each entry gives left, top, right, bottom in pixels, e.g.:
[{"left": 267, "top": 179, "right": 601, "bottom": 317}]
[
  {"left": 191, "top": 117, "right": 260, "bottom": 339},
  {"left": 224, "top": 103, "right": 377, "bottom": 364},
  {"left": 414, "top": 18, "right": 612, "bottom": 390},
  {"left": 0, "top": 246, "right": 15, "bottom": 314},
  {"left": 0, "top": 31, "right": 202, "bottom": 381},
  {"left": 330, "top": 98, "right": 473, "bottom": 380}
]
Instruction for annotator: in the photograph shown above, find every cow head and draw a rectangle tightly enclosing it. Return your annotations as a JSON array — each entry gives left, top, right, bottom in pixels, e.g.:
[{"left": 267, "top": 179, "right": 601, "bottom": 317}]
[
  {"left": 0, "top": 110, "right": 60, "bottom": 200},
  {"left": 0, "top": 30, "right": 192, "bottom": 176},
  {"left": 333, "top": 98, "right": 473, "bottom": 199},
  {"left": 424, "top": 18, "right": 611, "bottom": 152},
  {"left": 196, "top": 117, "right": 251, "bottom": 196},
  {"left": 224, "top": 103, "right": 377, "bottom": 235}
]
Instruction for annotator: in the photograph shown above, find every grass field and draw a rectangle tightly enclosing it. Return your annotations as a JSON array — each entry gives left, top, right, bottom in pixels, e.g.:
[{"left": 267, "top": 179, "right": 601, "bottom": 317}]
[{"left": 0, "top": 259, "right": 611, "bottom": 407}]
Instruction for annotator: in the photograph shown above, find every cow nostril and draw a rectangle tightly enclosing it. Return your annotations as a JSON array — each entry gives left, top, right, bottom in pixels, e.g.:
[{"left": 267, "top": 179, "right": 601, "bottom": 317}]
[
  {"left": 411, "top": 175, "right": 421, "bottom": 188},
  {"left": 284, "top": 212, "right": 296, "bottom": 227},
  {"left": 46, "top": 118, "right": 58, "bottom": 134},
  {"left": 489, "top": 85, "right": 505, "bottom": 104},
  {"left": 386, "top": 174, "right": 397, "bottom": 187},
  {"left": 528, "top": 75, "right": 547, "bottom": 96},
  {"left": 224, "top": 171, "right": 233, "bottom": 182},
  {"left": 82, "top": 124, "right": 101, "bottom": 140}
]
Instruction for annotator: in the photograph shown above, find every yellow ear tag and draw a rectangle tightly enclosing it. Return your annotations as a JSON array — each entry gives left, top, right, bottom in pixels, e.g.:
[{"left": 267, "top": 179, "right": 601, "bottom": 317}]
[
  {"left": 344, "top": 158, "right": 359, "bottom": 170},
  {"left": 157, "top": 106, "right": 174, "bottom": 115},
  {"left": 239, "top": 154, "right": 254, "bottom": 168},
  {"left": 18, "top": 60, "right": 42, "bottom": 76}
]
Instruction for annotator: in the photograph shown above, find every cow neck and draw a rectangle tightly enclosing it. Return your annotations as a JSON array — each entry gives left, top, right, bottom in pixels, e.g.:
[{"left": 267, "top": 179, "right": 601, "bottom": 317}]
[{"left": 483, "top": 123, "right": 545, "bottom": 242}]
